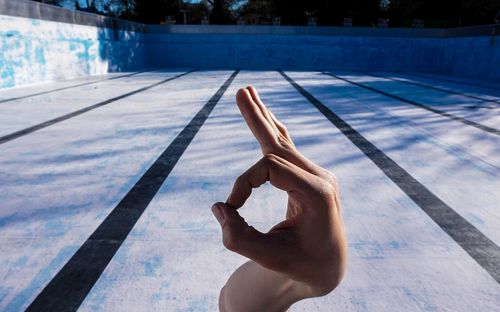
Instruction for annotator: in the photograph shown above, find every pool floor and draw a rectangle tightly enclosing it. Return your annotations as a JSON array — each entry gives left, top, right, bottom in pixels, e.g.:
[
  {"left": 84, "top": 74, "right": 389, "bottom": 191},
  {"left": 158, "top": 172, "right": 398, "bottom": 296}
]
[{"left": 0, "top": 69, "right": 499, "bottom": 311}]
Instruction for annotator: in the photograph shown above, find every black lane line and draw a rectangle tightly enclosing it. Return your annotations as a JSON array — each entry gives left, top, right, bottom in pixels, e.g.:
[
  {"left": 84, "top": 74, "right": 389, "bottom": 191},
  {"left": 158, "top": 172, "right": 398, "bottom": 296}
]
[
  {"left": 26, "top": 70, "right": 239, "bottom": 312},
  {"left": 0, "top": 69, "right": 198, "bottom": 145},
  {"left": 279, "top": 70, "right": 500, "bottom": 284},
  {"left": 364, "top": 72, "right": 500, "bottom": 105},
  {"left": 323, "top": 71, "right": 500, "bottom": 136},
  {"left": 0, "top": 68, "right": 159, "bottom": 104},
  {"left": 408, "top": 72, "right": 500, "bottom": 93}
]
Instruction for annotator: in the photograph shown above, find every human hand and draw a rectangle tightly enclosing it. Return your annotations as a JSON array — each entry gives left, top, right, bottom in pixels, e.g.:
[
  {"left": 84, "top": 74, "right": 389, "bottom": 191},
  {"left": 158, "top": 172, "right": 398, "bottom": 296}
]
[{"left": 212, "top": 86, "right": 347, "bottom": 311}]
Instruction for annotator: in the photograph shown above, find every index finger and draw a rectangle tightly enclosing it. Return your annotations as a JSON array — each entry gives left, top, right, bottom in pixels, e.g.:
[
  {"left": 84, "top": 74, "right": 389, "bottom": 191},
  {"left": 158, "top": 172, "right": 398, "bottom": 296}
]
[
  {"left": 242, "top": 87, "right": 332, "bottom": 181},
  {"left": 236, "top": 88, "right": 278, "bottom": 154},
  {"left": 226, "top": 153, "right": 314, "bottom": 209}
]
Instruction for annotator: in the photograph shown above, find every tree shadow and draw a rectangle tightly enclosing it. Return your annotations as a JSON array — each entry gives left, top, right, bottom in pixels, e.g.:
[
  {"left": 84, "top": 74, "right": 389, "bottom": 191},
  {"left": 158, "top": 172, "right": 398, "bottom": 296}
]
[
  {"left": 97, "top": 22, "right": 149, "bottom": 73},
  {"left": 283, "top": 71, "right": 500, "bottom": 173}
]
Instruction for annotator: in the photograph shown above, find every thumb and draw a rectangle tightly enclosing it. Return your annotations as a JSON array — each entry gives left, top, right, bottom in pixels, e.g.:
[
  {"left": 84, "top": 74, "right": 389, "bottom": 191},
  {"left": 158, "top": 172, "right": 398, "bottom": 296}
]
[
  {"left": 211, "top": 202, "right": 293, "bottom": 272},
  {"left": 211, "top": 202, "right": 257, "bottom": 252}
]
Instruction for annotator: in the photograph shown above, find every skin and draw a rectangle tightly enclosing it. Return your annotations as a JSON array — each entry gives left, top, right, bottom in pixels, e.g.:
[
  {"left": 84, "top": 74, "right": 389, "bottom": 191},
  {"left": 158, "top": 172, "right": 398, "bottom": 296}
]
[{"left": 211, "top": 86, "right": 348, "bottom": 312}]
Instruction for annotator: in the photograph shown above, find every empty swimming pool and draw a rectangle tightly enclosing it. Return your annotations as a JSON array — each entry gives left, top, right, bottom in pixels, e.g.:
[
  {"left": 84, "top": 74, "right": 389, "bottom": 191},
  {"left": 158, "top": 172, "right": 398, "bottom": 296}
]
[{"left": 0, "top": 68, "right": 499, "bottom": 311}]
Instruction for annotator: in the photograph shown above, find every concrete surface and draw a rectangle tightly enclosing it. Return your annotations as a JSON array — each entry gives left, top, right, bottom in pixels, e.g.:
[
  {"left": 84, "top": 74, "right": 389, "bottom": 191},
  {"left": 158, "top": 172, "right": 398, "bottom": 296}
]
[{"left": 0, "top": 69, "right": 499, "bottom": 311}]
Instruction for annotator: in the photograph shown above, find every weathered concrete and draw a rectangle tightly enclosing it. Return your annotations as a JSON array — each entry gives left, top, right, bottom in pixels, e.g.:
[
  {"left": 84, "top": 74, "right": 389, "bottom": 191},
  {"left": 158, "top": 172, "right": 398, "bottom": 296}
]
[
  {"left": 0, "top": 70, "right": 499, "bottom": 311},
  {"left": 0, "top": 13, "right": 147, "bottom": 89}
]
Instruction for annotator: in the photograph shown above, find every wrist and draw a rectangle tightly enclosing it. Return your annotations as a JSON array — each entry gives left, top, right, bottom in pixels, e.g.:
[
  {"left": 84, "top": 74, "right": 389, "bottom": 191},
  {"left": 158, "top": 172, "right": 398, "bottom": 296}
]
[{"left": 219, "top": 261, "right": 307, "bottom": 312}]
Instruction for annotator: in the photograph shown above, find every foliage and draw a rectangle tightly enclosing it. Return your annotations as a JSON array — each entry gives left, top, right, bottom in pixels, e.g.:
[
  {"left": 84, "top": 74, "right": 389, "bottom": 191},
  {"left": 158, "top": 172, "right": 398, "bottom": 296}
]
[
  {"left": 208, "top": 0, "right": 235, "bottom": 24},
  {"left": 31, "top": 0, "right": 500, "bottom": 27},
  {"left": 236, "top": 0, "right": 274, "bottom": 24}
]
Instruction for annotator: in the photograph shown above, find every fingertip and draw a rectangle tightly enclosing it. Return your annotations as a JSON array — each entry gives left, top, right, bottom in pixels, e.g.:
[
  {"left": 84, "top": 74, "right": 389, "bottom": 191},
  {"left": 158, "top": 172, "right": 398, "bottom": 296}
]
[
  {"left": 212, "top": 201, "right": 225, "bottom": 209},
  {"left": 214, "top": 202, "right": 238, "bottom": 215},
  {"left": 236, "top": 87, "right": 245, "bottom": 97},
  {"left": 212, "top": 202, "right": 236, "bottom": 214},
  {"left": 246, "top": 85, "right": 258, "bottom": 96},
  {"left": 246, "top": 86, "right": 260, "bottom": 102},
  {"left": 236, "top": 88, "right": 250, "bottom": 102},
  {"left": 225, "top": 195, "right": 243, "bottom": 210},
  {"left": 211, "top": 202, "right": 226, "bottom": 225}
]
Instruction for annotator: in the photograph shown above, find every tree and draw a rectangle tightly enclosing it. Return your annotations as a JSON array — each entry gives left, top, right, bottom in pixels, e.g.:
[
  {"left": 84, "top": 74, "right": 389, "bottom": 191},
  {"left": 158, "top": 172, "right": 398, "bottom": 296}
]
[
  {"left": 422, "top": 0, "right": 461, "bottom": 27},
  {"left": 272, "top": 0, "right": 380, "bottom": 26},
  {"left": 186, "top": 1, "right": 211, "bottom": 24},
  {"left": 134, "top": 0, "right": 180, "bottom": 23},
  {"left": 272, "top": 0, "right": 307, "bottom": 25},
  {"left": 208, "top": 0, "right": 234, "bottom": 24},
  {"left": 114, "top": 0, "right": 136, "bottom": 19},
  {"left": 345, "top": 0, "right": 380, "bottom": 26},
  {"left": 35, "top": 0, "right": 500, "bottom": 27},
  {"left": 236, "top": 0, "right": 274, "bottom": 24},
  {"left": 460, "top": 0, "right": 500, "bottom": 26}
]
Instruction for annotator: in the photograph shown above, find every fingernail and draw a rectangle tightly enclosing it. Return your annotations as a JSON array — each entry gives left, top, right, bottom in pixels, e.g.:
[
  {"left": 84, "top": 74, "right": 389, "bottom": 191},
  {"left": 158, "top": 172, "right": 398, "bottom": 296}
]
[{"left": 211, "top": 204, "right": 225, "bottom": 225}]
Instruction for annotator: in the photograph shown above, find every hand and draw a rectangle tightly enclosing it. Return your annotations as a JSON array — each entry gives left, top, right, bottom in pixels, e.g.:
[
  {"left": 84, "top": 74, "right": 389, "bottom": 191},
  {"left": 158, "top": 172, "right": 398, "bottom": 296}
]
[{"left": 212, "top": 86, "right": 347, "bottom": 311}]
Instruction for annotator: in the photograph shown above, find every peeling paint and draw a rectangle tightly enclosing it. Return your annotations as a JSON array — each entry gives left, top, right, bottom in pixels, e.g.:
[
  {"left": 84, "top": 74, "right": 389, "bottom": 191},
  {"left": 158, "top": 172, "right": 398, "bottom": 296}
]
[{"left": 0, "top": 14, "right": 147, "bottom": 90}]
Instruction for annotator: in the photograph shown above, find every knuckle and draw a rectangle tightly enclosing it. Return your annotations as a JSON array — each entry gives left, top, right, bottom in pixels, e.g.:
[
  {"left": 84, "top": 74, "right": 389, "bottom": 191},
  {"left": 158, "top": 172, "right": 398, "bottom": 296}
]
[
  {"left": 263, "top": 136, "right": 281, "bottom": 150},
  {"left": 222, "top": 229, "right": 237, "bottom": 251},
  {"left": 222, "top": 236, "right": 234, "bottom": 250},
  {"left": 277, "top": 133, "right": 293, "bottom": 150},
  {"left": 263, "top": 153, "right": 279, "bottom": 164},
  {"left": 325, "top": 171, "right": 338, "bottom": 188},
  {"left": 316, "top": 169, "right": 338, "bottom": 194},
  {"left": 234, "top": 174, "right": 246, "bottom": 186},
  {"left": 315, "top": 178, "right": 338, "bottom": 201},
  {"left": 222, "top": 222, "right": 245, "bottom": 251}
]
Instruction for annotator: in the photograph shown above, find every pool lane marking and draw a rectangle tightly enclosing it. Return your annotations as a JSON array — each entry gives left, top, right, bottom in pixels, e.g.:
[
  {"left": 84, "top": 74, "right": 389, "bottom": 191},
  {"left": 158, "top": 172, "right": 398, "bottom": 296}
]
[
  {"left": 363, "top": 71, "right": 500, "bottom": 105},
  {"left": 0, "top": 67, "right": 160, "bottom": 104},
  {"left": 0, "top": 69, "right": 198, "bottom": 146},
  {"left": 407, "top": 72, "right": 500, "bottom": 93},
  {"left": 25, "top": 70, "right": 239, "bottom": 312},
  {"left": 279, "top": 70, "right": 500, "bottom": 284},
  {"left": 323, "top": 71, "right": 500, "bottom": 137}
]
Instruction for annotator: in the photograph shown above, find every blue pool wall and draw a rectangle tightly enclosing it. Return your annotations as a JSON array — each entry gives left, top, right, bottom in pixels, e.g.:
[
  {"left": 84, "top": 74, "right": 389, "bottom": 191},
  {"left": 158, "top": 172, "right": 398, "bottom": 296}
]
[
  {"left": 1, "top": 0, "right": 499, "bottom": 90},
  {"left": 146, "top": 32, "right": 445, "bottom": 72},
  {"left": 0, "top": 0, "right": 147, "bottom": 89},
  {"left": 0, "top": 18, "right": 148, "bottom": 89},
  {"left": 442, "top": 35, "right": 500, "bottom": 81},
  {"left": 146, "top": 25, "right": 500, "bottom": 82}
]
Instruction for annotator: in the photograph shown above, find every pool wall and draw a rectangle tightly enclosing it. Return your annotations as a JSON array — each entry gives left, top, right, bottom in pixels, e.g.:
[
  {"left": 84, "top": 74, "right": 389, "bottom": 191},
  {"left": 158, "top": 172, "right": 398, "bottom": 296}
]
[
  {"left": 0, "top": 1, "right": 147, "bottom": 89},
  {"left": 442, "top": 35, "right": 500, "bottom": 81},
  {"left": 146, "top": 32, "right": 446, "bottom": 72},
  {"left": 146, "top": 25, "right": 500, "bottom": 82},
  {"left": 0, "top": 0, "right": 499, "bottom": 90}
]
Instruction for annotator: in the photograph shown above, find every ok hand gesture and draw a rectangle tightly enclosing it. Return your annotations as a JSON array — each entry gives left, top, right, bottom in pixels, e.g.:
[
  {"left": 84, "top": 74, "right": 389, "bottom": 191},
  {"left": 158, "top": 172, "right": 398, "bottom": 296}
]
[{"left": 212, "top": 86, "right": 347, "bottom": 312}]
